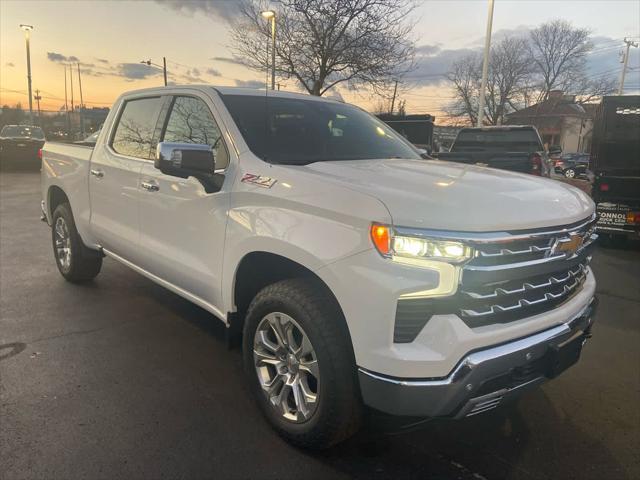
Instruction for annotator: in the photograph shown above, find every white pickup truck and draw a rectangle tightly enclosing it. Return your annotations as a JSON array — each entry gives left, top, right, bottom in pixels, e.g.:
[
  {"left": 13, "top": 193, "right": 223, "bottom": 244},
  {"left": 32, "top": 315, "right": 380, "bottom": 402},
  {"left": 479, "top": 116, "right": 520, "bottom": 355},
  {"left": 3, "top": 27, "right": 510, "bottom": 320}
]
[{"left": 41, "top": 86, "right": 598, "bottom": 448}]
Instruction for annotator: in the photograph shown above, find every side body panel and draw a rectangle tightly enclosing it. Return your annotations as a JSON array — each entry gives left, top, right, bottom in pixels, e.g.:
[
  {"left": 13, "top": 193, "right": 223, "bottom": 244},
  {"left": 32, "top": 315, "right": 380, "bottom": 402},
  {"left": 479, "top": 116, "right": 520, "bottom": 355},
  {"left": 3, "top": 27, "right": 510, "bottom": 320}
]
[{"left": 41, "top": 143, "right": 95, "bottom": 245}]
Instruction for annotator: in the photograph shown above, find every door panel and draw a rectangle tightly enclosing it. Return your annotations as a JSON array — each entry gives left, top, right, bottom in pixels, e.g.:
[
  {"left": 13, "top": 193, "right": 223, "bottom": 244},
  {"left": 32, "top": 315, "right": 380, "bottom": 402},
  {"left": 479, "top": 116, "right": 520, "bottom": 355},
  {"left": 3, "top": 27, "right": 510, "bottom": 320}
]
[
  {"left": 89, "top": 96, "right": 164, "bottom": 263},
  {"left": 137, "top": 94, "right": 230, "bottom": 309},
  {"left": 88, "top": 146, "right": 143, "bottom": 258},
  {"left": 138, "top": 165, "right": 229, "bottom": 307}
]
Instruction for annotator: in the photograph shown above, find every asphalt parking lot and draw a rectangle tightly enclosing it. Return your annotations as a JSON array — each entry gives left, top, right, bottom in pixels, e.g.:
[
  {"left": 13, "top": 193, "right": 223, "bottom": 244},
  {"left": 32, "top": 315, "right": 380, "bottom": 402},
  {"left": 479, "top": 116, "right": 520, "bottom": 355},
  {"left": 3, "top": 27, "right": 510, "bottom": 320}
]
[{"left": 1, "top": 169, "right": 639, "bottom": 480}]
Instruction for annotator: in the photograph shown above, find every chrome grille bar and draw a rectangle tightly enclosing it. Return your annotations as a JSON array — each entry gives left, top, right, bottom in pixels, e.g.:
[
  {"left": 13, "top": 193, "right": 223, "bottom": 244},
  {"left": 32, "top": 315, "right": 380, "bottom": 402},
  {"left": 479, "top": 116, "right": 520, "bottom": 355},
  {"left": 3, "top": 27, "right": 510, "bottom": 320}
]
[
  {"left": 460, "top": 269, "right": 588, "bottom": 318},
  {"left": 461, "top": 263, "right": 586, "bottom": 300},
  {"left": 477, "top": 244, "right": 551, "bottom": 257}
]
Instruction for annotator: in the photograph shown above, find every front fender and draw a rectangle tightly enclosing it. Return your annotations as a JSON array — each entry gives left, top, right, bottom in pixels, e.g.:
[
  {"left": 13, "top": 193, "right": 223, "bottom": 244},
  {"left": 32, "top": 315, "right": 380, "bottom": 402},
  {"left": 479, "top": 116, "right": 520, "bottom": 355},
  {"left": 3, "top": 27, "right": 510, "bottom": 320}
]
[{"left": 221, "top": 184, "right": 391, "bottom": 314}]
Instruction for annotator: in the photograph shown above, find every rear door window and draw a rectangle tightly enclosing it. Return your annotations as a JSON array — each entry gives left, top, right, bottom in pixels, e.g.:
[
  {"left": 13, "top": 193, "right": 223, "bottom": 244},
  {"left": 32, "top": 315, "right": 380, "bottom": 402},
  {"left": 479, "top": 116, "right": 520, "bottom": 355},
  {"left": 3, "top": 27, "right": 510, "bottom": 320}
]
[{"left": 111, "top": 97, "right": 164, "bottom": 159}]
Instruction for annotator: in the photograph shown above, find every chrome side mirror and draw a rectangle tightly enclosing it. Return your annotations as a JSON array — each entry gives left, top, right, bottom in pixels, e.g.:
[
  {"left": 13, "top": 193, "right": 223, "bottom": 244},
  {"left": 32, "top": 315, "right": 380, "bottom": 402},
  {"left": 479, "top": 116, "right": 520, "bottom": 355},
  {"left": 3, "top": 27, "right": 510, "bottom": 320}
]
[{"left": 155, "top": 142, "right": 215, "bottom": 179}]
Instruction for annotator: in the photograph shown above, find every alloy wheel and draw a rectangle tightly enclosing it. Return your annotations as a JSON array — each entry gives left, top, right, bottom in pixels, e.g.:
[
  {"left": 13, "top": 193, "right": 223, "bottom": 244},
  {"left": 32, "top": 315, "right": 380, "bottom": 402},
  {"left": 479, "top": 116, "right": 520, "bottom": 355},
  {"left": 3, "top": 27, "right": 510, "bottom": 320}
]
[
  {"left": 253, "top": 312, "right": 320, "bottom": 423},
  {"left": 54, "top": 217, "right": 72, "bottom": 271}
]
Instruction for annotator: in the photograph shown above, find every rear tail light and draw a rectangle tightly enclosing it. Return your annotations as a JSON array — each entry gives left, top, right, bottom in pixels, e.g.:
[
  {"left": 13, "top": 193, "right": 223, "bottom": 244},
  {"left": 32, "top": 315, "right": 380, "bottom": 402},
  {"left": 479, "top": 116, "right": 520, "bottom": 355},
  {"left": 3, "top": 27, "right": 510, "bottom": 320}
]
[
  {"left": 38, "top": 148, "right": 42, "bottom": 159},
  {"left": 599, "top": 183, "right": 609, "bottom": 192},
  {"left": 626, "top": 212, "right": 640, "bottom": 225},
  {"left": 530, "top": 153, "right": 542, "bottom": 175}
]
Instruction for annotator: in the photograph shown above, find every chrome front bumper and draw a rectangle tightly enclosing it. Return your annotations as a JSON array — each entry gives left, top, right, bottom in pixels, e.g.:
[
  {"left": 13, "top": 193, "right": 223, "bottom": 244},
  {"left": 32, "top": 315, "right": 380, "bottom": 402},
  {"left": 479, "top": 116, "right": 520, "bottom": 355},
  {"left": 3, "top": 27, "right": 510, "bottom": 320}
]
[{"left": 358, "top": 296, "right": 598, "bottom": 418}]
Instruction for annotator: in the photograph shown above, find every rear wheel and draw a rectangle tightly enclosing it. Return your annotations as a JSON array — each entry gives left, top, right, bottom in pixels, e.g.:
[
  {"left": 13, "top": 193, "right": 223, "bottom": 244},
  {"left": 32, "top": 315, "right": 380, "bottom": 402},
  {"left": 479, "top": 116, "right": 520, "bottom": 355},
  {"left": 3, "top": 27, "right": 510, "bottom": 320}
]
[
  {"left": 51, "top": 203, "right": 102, "bottom": 282},
  {"left": 242, "top": 278, "right": 362, "bottom": 449},
  {"left": 564, "top": 168, "right": 576, "bottom": 178}
]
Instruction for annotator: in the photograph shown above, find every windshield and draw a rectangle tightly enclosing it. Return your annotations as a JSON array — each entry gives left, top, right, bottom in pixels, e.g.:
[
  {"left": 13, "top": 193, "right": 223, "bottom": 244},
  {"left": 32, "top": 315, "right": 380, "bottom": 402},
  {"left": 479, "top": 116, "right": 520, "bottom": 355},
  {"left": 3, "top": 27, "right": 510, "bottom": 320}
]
[
  {"left": 0, "top": 125, "right": 45, "bottom": 139},
  {"left": 220, "top": 94, "right": 420, "bottom": 165},
  {"left": 452, "top": 129, "right": 542, "bottom": 153}
]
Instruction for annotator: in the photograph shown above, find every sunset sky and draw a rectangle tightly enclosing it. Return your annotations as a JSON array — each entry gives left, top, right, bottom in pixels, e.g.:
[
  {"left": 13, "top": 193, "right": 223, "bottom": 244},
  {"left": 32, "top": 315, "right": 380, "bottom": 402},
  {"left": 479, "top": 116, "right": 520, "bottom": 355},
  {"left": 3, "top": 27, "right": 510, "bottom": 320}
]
[{"left": 1, "top": 0, "right": 639, "bottom": 120}]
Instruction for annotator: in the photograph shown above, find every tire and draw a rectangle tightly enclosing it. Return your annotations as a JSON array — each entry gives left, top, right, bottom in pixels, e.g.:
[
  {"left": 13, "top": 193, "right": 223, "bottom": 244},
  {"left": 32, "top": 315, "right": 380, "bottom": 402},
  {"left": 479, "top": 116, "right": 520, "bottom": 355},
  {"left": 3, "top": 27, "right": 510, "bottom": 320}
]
[
  {"left": 242, "top": 278, "right": 362, "bottom": 449},
  {"left": 564, "top": 168, "right": 576, "bottom": 178},
  {"left": 51, "top": 202, "right": 102, "bottom": 282}
]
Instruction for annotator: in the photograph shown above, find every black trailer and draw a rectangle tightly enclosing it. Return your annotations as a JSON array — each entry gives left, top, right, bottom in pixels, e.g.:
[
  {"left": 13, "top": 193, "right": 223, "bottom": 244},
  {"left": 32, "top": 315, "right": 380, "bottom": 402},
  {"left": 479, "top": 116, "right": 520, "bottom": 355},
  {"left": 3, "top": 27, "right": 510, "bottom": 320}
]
[
  {"left": 591, "top": 96, "right": 640, "bottom": 240},
  {"left": 376, "top": 114, "right": 434, "bottom": 151}
]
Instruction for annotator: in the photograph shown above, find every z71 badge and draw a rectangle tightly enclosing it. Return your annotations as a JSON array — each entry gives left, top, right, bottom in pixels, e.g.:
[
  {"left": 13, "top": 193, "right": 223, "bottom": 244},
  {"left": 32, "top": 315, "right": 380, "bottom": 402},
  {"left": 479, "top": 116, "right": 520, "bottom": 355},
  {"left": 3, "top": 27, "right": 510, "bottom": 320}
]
[{"left": 241, "top": 173, "right": 277, "bottom": 188}]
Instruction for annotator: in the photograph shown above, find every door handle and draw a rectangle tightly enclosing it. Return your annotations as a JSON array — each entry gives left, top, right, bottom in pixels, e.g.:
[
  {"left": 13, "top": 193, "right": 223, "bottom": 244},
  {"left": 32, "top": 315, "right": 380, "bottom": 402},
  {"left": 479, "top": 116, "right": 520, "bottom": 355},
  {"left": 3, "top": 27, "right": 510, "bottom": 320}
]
[
  {"left": 90, "top": 169, "right": 104, "bottom": 179},
  {"left": 141, "top": 180, "right": 160, "bottom": 192}
]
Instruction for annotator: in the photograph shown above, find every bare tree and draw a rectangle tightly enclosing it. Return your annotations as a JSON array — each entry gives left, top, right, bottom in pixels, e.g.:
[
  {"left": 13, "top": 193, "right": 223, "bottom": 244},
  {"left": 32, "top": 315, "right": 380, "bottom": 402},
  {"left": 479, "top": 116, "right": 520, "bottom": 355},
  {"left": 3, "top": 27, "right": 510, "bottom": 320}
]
[
  {"left": 571, "top": 75, "right": 618, "bottom": 104},
  {"left": 486, "top": 37, "right": 533, "bottom": 124},
  {"left": 528, "top": 20, "right": 592, "bottom": 102},
  {"left": 229, "top": 0, "right": 416, "bottom": 96},
  {"left": 446, "top": 37, "right": 531, "bottom": 125},
  {"left": 445, "top": 53, "right": 481, "bottom": 125}
]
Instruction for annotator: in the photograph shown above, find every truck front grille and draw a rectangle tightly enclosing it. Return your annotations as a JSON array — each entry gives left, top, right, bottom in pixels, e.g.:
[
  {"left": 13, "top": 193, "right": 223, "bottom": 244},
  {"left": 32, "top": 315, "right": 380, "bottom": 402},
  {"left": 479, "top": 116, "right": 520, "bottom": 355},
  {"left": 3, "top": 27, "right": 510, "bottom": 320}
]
[
  {"left": 455, "top": 215, "right": 597, "bottom": 327},
  {"left": 392, "top": 215, "right": 598, "bottom": 340}
]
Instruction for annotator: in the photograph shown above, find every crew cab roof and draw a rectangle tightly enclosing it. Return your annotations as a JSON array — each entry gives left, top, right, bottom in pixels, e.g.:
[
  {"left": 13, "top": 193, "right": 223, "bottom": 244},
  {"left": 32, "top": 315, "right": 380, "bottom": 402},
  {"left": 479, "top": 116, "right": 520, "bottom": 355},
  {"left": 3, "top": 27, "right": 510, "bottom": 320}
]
[{"left": 116, "top": 85, "right": 343, "bottom": 104}]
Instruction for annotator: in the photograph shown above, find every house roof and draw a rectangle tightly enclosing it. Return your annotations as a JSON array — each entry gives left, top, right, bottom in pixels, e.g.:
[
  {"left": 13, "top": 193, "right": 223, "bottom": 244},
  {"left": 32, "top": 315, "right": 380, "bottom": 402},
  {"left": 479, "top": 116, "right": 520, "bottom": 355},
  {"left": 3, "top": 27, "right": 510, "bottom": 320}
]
[{"left": 507, "top": 98, "right": 594, "bottom": 120}]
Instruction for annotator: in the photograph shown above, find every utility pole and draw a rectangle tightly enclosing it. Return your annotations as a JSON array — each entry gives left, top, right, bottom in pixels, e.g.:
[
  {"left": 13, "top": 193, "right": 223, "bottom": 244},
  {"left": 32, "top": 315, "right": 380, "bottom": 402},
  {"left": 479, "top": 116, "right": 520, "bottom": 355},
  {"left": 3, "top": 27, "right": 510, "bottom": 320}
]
[
  {"left": 389, "top": 80, "right": 399, "bottom": 115},
  {"left": 163, "top": 57, "right": 168, "bottom": 86},
  {"left": 69, "top": 64, "right": 74, "bottom": 111},
  {"left": 477, "top": 0, "right": 495, "bottom": 127},
  {"left": 34, "top": 89, "right": 42, "bottom": 123},
  {"left": 20, "top": 24, "right": 34, "bottom": 125},
  {"left": 64, "top": 65, "right": 70, "bottom": 137},
  {"left": 618, "top": 38, "right": 639, "bottom": 95},
  {"left": 77, "top": 62, "right": 85, "bottom": 137}
]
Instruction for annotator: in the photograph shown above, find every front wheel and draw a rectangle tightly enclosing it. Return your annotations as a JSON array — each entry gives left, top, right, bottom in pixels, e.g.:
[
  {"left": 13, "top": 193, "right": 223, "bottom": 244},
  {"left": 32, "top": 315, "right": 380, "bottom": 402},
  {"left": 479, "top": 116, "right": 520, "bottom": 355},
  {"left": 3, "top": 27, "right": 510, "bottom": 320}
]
[
  {"left": 51, "top": 203, "right": 102, "bottom": 282},
  {"left": 242, "top": 278, "right": 362, "bottom": 449},
  {"left": 564, "top": 168, "right": 576, "bottom": 178}
]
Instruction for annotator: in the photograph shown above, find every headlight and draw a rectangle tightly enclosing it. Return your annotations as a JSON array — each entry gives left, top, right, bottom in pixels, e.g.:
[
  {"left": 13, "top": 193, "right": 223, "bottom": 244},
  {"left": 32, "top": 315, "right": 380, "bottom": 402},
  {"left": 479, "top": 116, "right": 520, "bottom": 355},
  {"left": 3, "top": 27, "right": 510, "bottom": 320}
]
[{"left": 370, "top": 223, "right": 473, "bottom": 264}]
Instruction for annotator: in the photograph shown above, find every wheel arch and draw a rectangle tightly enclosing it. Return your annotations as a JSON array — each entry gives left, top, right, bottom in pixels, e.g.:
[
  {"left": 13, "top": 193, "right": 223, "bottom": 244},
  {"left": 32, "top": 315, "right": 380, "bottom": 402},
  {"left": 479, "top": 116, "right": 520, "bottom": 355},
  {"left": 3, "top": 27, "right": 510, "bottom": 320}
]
[
  {"left": 230, "top": 251, "right": 354, "bottom": 353},
  {"left": 47, "top": 185, "right": 70, "bottom": 219}
]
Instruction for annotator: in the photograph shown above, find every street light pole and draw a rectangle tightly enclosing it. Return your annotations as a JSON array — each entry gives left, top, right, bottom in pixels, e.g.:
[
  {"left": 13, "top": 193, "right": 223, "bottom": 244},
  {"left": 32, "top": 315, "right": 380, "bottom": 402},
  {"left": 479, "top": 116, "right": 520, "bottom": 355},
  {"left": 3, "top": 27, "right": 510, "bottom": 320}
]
[
  {"left": 141, "top": 59, "right": 168, "bottom": 86},
  {"left": 20, "top": 24, "right": 34, "bottom": 125},
  {"left": 261, "top": 10, "right": 276, "bottom": 90},
  {"left": 476, "top": 0, "right": 495, "bottom": 127},
  {"left": 618, "top": 38, "right": 639, "bottom": 95}
]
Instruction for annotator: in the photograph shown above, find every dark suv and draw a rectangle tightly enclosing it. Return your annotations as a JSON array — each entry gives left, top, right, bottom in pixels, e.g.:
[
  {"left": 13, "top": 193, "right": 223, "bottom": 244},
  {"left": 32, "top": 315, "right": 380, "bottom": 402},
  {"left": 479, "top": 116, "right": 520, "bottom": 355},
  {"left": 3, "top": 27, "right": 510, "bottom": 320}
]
[
  {"left": 554, "top": 153, "right": 590, "bottom": 178},
  {"left": 0, "top": 125, "right": 46, "bottom": 168}
]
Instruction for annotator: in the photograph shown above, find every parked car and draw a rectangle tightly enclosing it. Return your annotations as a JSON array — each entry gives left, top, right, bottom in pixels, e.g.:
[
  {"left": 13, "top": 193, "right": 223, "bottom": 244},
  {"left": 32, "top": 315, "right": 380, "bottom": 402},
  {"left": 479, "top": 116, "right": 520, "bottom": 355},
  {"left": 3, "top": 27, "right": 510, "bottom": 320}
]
[
  {"left": 591, "top": 95, "right": 640, "bottom": 241},
  {"left": 554, "top": 153, "right": 590, "bottom": 178},
  {"left": 434, "top": 125, "right": 551, "bottom": 176},
  {"left": 0, "top": 124, "right": 45, "bottom": 168},
  {"left": 41, "top": 86, "right": 598, "bottom": 449}
]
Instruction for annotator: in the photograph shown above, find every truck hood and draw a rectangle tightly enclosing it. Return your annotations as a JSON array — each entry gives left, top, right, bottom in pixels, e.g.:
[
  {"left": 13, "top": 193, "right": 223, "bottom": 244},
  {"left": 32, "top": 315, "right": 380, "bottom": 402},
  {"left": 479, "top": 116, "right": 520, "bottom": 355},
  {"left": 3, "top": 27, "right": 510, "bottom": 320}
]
[{"left": 299, "top": 158, "right": 594, "bottom": 231}]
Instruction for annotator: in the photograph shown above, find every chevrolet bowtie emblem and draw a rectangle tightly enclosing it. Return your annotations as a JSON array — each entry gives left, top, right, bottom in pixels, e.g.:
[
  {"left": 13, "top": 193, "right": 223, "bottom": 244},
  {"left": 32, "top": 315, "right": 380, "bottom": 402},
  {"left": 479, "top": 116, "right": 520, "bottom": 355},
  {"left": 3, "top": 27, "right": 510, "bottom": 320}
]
[{"left": 550, "top": 233, "right": 584, "bottom": 257}]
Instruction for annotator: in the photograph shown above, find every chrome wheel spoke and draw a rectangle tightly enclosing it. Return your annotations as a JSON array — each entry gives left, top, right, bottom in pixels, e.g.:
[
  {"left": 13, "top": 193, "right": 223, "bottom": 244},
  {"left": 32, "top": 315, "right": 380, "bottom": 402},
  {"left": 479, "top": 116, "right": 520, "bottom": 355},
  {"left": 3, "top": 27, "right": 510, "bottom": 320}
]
[
  {"left": 299, "top": 359, "right": 319, "bottom": 379},
  {"left": 254, "top": 312, "right": 320, "bottom": 424},
  {"left": 255, "top": 330, "right": 279, "bottom": 355},
  {"left": 253, "top": 348, "right": 280, "bottom": 367},
  {"left": 297, "top": 335, "right": 314, "bottom": 357},
  {"left": 54, "top": 217, "right": 72, "bottom": 271},
  {"left": 298, "top": 377, "right": 318, "bottom": 405},
  {"left": 268, "top": 314, "right": 289, "bottom": 349},
  {"left": 273, "top": 382, "right": 291, "bottom": 413},
  {"left": 291, "top": 380, "right": 310, "bottom": 420}
]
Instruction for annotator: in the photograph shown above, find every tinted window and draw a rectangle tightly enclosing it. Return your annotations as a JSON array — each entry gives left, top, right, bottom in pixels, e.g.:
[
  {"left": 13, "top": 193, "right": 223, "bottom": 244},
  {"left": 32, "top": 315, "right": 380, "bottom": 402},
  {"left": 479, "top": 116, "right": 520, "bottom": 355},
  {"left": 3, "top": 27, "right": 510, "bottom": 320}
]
[
  {"left": 220, "top": 95, "right": 419, "bottom": 165},
  {"left": 1, "top": 125, "right": 45, "bottom": 139},
  {"left": 453, "top": 129, "right": 543, "bottom": 153},
  {"left": 163, "top": 96, "right": 228, "bottom": 169},
  {"left": 112, "top": 97, "right": 163, "bottom": 159}
]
